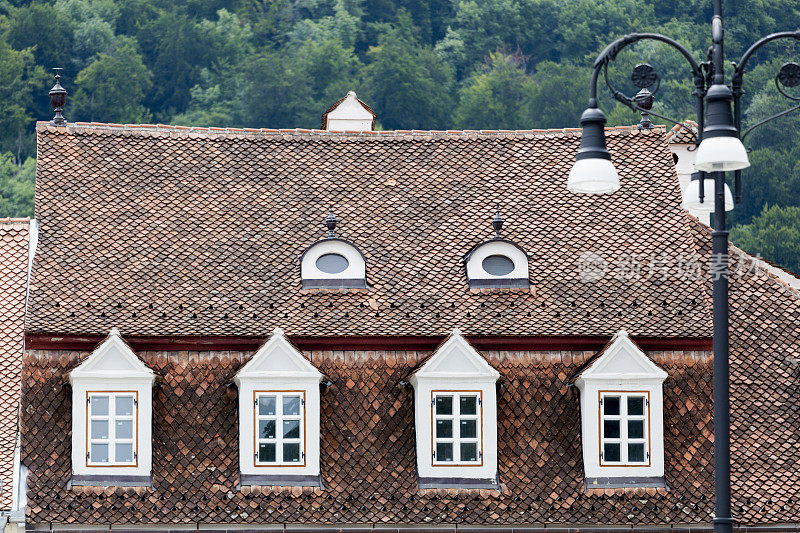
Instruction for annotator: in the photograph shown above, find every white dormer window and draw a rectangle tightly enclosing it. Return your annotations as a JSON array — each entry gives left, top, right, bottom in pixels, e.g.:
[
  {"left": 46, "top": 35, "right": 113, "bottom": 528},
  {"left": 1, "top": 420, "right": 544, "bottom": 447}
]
[
  {"left": 321, "top": 91, "right": 376, "bottom": 131},
  {"left": 464, "top": 208, "right": 529, "bottom": 289},
  {"left": 69, "top": 328, "right": 154, "bottom": 486},
  {"left": 235, "top": 328, "right": 323, "bottom": 486},
  {"left": 574, "top": 330, "right": 668, "bottom": 488},
  {"left": 409, "top": 329, "right": 500, "bottom": 489},
  {"left": 300, "top": 209, "right": 367, "bottom": 290}
]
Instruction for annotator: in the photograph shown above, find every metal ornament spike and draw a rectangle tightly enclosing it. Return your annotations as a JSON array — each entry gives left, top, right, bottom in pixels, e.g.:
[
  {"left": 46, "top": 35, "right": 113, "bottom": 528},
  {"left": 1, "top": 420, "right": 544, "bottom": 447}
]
[
  {"left": 49, "top": 68, "right": 67, "bottom": 126},
  {"left": 325, "top": 208, "right": 338, "bottom": 238},
  {"left": 491, "top": 204, "right": 504, "bottom": 238}
]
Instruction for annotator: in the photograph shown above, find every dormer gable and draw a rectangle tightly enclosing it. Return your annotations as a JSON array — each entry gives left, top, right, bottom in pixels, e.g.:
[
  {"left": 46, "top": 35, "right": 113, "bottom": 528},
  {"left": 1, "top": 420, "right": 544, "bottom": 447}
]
[
  {"left": 575, "top": 330, "right": 668, "bottom": 385},
  {"left": 69, "top": 328, "right": 154, "bottom": 383},
  {"left": 574, "top": 330, "right": 668, "bottom": 484},
  {"left": 235, "top": 328, "right": 323, "bottom": 385},
  {"left": 410, "top": 329, "right": 499, "bottom": 385},
  {"left": 321, "top": 91, "right": 376, "bottom": 131}
]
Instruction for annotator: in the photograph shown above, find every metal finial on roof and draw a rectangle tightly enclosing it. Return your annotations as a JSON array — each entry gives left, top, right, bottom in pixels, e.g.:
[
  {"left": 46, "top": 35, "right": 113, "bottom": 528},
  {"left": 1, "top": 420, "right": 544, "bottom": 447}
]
[
  {"left": 325, "top": 207, "right": 338, "bottom": 238},
  {"left": 49, "top": 68, "right": 67, "bottom": 126},
  {"left": 491, "top": 203, "right": 504, "bottom": 238}
]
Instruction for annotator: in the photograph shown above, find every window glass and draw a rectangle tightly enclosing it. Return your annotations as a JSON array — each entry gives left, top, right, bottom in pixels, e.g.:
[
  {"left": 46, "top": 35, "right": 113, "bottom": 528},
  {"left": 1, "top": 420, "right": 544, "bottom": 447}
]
[
  {"left": 600, "top": 392, "right": 648, "bottom": 466},
  {"left": 255, "top": 392, "right": 305, "bottom": 465},
  {"left": 316, "top": 253, "right": 349, "bottom": 274},
  {"left": 482, "top": 255, "right": 515, "bottom": 276},
  {"left": 87, "top": 392, "right": 137, "bottom": 465},
  {"left": 432, "top": 392, "right": 482, "bottom": 465}
]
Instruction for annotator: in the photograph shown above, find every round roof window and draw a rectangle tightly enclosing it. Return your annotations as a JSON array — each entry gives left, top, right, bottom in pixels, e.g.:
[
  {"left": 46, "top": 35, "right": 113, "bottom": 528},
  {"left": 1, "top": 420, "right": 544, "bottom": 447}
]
[
  {"left": 482, "top": 254, "right": 515, "bottom": 276},
  {"left": 316, "top": 253, "right": 349, "bottom": 274}
]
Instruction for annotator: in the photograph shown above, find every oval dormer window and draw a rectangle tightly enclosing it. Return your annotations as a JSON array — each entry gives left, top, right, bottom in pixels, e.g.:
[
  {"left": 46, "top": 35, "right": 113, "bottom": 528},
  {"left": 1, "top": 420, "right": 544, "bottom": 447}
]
[
  {"left": 316, "top": 253, "right": 349, "bottom": 274},
  {"left": 482, "top": 255, "right": 514, "bottom": 276}
]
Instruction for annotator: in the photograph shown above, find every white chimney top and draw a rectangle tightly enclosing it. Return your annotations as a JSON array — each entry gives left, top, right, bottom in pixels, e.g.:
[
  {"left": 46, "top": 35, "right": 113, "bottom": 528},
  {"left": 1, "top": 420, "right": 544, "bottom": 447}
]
[{"left": 322, "top": 91, "right": 376, "bottom": 132}]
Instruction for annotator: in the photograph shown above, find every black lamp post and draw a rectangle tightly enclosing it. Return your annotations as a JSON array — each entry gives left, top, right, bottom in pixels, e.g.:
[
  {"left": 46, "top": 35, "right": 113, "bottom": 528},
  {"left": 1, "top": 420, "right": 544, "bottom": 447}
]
[{"left": 567, "top": 1, "right": 800, "bottom": 532}]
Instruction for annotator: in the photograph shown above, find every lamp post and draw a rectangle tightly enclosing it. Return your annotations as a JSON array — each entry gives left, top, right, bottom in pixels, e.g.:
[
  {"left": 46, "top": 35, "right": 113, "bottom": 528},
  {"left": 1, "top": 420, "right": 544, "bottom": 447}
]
[{"left": 567, "top": 1, "right": 800, "bottom": 532}]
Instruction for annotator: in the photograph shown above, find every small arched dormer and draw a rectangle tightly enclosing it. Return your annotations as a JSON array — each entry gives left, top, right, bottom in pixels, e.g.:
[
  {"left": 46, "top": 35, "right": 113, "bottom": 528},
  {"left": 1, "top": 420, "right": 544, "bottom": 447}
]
[
  {"left": 300, "top": 210, "right": 367, "bottom": 290},
  {"left": 464, "top": 208, "right": 529, "bottom": 289}
]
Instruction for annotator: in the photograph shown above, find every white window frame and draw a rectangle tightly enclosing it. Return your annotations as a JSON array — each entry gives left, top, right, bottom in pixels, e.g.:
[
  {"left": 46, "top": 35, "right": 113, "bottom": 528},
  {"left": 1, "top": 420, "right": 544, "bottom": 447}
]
[
  {"left": 254, "top": 390, "right": 306, "bottom": 467},
  {"left": 431, "top": 391, "right": 483, "bottom": 466},
  {"left": 598, "top": 391, "right": 650, "bottom": 467},
  {"left": 86, "top": 391, "right": 138, "bottom": 467}
]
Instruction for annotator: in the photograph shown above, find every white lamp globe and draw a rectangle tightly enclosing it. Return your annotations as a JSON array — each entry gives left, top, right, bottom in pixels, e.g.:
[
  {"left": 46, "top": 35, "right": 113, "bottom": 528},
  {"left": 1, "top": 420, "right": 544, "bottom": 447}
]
[
  {"left": 694, "top": 136, "right": 750, "bottom": 172},
  {"left": 682, "top": 175, "right": 734, "bottom": 212},
  {"left": 567, "top": 158, "right": 620, "bottom": 194}
]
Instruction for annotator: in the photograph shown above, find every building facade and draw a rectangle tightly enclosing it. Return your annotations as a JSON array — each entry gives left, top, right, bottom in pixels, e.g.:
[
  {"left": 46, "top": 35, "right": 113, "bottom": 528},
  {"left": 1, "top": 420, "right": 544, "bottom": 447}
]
[{"left": 18, "top": 107, "right": 800, "bottom": 531}]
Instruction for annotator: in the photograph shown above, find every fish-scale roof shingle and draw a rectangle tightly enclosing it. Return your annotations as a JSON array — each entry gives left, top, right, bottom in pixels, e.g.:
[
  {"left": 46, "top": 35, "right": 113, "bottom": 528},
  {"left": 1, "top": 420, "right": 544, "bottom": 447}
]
[{"left": 29, "top": 122, "right": 710, "bottom": 338}]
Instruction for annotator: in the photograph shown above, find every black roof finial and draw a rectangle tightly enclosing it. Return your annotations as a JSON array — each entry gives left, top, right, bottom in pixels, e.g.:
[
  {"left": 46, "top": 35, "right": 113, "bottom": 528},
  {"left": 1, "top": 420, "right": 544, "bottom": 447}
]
[
  {"left": 491, "top": 203, "right": 504, "bottom": 238},
  {"left": 325, "top": 207, "right": 338, "bottom": 238},
  {"left": 49, "top": 68, "right": 67, "bottom": 126}
]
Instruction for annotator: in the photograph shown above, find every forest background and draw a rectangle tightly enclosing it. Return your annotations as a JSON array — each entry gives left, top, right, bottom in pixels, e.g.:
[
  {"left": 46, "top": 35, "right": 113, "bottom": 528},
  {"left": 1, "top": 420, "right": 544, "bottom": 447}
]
[{"left": 1, "top": 0, "right": 800, "bottom": 272}]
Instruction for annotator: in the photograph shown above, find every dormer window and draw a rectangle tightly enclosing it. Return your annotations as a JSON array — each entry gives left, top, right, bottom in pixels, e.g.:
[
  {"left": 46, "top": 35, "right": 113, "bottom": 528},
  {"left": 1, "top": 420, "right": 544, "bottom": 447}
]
[
  {"left": 69, "top": 328, "right": 154, "bottom": 486},
  {"left": 464, "top": 207, "right": 529, "bottom": 289},
  {"left": 235, "top": 328, "right": 323, "bottom": 487},
  {"left": 409, "top": 328, "right": 500, "bottom": 489},
  {"left": 574, "top": 330, "right": 668, "bottom": 489},
  {"left": 300, "top": 209, "right": 367, "bottom": 290}
]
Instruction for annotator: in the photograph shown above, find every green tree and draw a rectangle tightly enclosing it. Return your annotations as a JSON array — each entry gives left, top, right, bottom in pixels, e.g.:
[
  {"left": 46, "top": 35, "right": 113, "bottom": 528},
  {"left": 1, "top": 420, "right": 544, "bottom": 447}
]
[
  {"left": 453, "top": 51, "right": 536, "bottom": 129},
  {"left": 72, "top": 37, "right": 152, "bottom": 123},
  {"left": 731, "top": 204, "right": 800, "bottom": 274},
  {"left": 0, "top": 37, "right": 47, "bottom": 162},
  {"left": 0, "top": 152, "right": 35, "bottom": 218},
  {"left": 362, "top": 15, "right": 454, "bottom": 129}
]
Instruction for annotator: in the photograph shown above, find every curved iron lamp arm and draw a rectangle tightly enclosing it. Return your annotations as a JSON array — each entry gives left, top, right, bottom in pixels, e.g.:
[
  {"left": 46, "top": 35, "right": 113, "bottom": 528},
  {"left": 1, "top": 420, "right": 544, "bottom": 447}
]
[
  {"left": 588, "top": 33, "right": 704, "bottom": 105},
  {"left": 730, "top": 31, "right": 800, "bottom": 202}
]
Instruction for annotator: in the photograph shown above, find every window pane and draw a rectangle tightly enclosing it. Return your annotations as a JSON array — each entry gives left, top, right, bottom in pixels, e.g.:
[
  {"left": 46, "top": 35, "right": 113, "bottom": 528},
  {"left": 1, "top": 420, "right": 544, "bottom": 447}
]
[
  {"left": 628, "top": 396, "right": 645, "bottom": 416},
  {"left": 283, "top": 443, "right": 301, "bottom": 462},
  {"left": 604, "top": 396, "right": 620, "bottom": 416},
  {"left": 91, "top": 396, "right": 109, "bottom": 416},
  {"left": 116, "top": 443, "right": 134, "bottom": 463},
  {"left": 258, "top": 443, "right": 276, "bottom": 463},
  {"left": 460, "top": 442, "right": 478, "bottom": 462},
  {"left": 460, "top": 419, "right": 477, "bottom": 439},
  {"left": 603, "top": 442, "right": 620, "bottom": 462},
  {"left": 435, "top": 396, "right": 453, "bottom": 415},
  {"left": 603, "top": 419, "right": 620, "bottom": 439},
  {"left": 259, "top": 419, "right": 276, "bottom": 439},
  {"left": 283, "top": 419, "right": 300, "bottom": 439},
  {"left": 436, "top": 442, "right": 453, "bottom": 462},
  {"left": 459, "top": 396, "right": 477, "bottom": 415},
  {"left": 316, "top": 253, "right": 349, "bottom": 274},
  {"left": 283, "top": 396, "right": 301, "bottom": 416},
  {"left": 115, "top": 396, "right": 134, "bottom": 416},
  {"left": 628, "top": 443, "right": 646, "bottom": 462},
  {"left": 116, "top": 419, "right": 133, "bottom": 439},
  {"left": 91, "top": 419, "right": 109, "bottom": 440},
  {"left": 258, "top": 396, "right": 276, "bottom": 416},
  {"left": 90, "top": 443, "right": 109, "bottom": 463},
  {"left": 436, "top": 419, "right": 452, "bottom": 439},
  {"left": 482, "top": 255, "right": 515, "bottom": 276},
  {"left": 628, "top": 420, "right": 645, "bottom": 439}
]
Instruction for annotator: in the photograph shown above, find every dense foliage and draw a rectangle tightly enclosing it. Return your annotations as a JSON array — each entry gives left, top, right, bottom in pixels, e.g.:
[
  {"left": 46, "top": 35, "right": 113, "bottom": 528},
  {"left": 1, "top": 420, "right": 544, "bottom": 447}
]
[{"left": 1, "top": 0, "right": 799, "bottom": 272}]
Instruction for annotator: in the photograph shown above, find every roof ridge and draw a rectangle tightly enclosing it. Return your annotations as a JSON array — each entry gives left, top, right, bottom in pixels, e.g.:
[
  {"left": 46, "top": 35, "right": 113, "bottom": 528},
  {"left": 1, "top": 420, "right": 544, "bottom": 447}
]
[
  {"left": 0, "top": 217, "right": 30, "bottom": 224},
  {"left": 36, "top": 121, "right": 667, "bottom": 141}
]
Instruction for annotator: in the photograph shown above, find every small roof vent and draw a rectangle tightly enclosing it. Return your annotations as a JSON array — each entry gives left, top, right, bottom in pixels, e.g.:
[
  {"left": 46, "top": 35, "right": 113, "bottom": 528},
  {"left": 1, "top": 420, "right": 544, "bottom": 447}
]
[{"left": 322, "top": 91, "right": 376, "bottom": 132}]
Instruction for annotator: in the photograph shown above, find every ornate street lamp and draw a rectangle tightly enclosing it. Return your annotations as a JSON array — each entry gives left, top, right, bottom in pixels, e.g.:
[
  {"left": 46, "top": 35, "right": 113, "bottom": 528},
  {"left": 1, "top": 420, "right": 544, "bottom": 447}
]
[{"left": 567, "top": 1, "right": 800, "bottom": 532}]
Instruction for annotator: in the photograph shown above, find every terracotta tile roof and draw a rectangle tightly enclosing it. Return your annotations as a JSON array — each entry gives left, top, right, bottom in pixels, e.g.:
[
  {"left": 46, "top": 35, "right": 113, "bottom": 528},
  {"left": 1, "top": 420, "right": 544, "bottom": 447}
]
[
  {"left": 29, "top": 122, "right": 711, "bottom": 338},
  {"left": 689, "top": 216, "right": 800, "bottom": 524},
  {"left": 19, "top": 217, "right": 800, "bottom": 527},
  {"left": 0, "top": 218, "right": 29, "bottom": 509},
  {"left": 21, "top": 347, "right": 717, "bottom": 526},
  {"left": 666, "top": 120, "right": 698, "bottom": 145}
]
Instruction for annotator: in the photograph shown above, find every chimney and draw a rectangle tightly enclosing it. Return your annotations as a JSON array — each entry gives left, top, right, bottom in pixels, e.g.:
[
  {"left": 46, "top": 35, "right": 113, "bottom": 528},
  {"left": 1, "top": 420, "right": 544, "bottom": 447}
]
[{"left": 322, "top": 91, "right": 376, "bottom": 132}]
